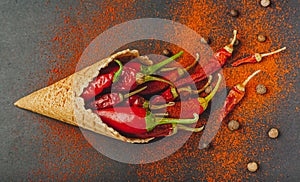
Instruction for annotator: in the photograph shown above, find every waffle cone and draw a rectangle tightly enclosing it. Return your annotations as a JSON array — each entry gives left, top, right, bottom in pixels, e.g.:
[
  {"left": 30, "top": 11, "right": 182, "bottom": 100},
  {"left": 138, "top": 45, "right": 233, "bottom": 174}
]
[{"left": 14, "top": 49, "right": 153, "bottom": 143}]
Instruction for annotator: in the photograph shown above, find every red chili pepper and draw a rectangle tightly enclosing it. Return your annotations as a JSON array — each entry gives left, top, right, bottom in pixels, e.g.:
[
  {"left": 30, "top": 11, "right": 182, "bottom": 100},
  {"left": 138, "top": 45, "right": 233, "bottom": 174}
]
[
  {"left": 231, "top": 47, "right": 286, "bottom": 66},
  {"left": 87, "top": 86, "right": 147, "bottom": 110},
  {"left": 150, "top": 87, "right": 179, "bottom": 104},
  {"left": 95, "top": 107, "right": 200, "bottom": 137},
  {"left": 167, "top": 74, "right": 222, "bottom": 118},
  {"left": 112, "top": 51, "right": 183, "bottom": 92},
  {"left": 150, "top": 75, "right": 213, "bottom": 104},
  {"left": 122, "top": 94, "right": 175, "bottom": 111},
  {"left": 138, "top": 53, "right": 199, "bottom": 96},
  {"left": 80, "top": 60, "right": 122, "bottom": 101},
  {"left": 218, "top": 70, "right": 261, "bottom": 121},
  {"left": 175, "top": 30, "right": 237, "bottom": 87}
]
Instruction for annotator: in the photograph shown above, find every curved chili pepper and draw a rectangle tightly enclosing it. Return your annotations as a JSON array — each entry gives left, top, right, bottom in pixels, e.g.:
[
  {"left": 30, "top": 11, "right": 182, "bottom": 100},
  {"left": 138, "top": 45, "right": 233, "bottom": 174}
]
[
  {"left": 167, "top": 74, "right": 222, "bottom": 118},
  {"left": 82, "top": 51, "right": 182, "bottom": 100},
  {"left": 80, "top": 60, "right": 123, "bottom": 101},
  {"left": 138, "top": 53, "right": 199, "bottom": 96},
  {"left": 149, "top": 75, "right": 213, "bottom": 105},
  {"left": 150, "top": 87, "right": 179, "bottom": 104},
  {"left": 87, "top": 86, "right": 147, "bottom": 110},
  {"left": 122, "top": 94, "right": 175, "bottom": 110},
  {"left": 231, "top": 47, "right": 286, "bottom": 67},
  {"left": 218, "top": 70, "right": 261, "bottom": 121},
  {"left": 132, "top": 123, "right": 205, "bottom": 139},
  {"left": 112, "top": 51, "right": 183, "bottom": 92},
  {"left": 95, "top": 107, "right": 200, "bottom": 136},
  {"left": 175, "top": 30, "right": 237, "bottom": 87}
]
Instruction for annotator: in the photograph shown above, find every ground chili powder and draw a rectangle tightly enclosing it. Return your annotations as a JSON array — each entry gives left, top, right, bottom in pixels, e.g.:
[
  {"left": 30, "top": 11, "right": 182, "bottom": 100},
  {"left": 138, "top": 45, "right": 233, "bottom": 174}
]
[{"left": 31, "top": 0, "right": 299, "bottom": 181}]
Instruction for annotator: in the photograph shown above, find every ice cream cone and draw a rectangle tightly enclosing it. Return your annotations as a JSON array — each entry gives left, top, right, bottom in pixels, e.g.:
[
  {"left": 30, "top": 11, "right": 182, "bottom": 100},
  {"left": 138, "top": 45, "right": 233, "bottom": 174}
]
[{"left": 14, "top": 49, "right": 153, "bottom": 143}]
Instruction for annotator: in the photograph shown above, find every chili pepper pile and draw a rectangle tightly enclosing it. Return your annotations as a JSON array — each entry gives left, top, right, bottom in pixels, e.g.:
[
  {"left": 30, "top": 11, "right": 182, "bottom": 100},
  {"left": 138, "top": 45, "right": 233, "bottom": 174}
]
[{"left": 80, "top": 29, "right": 286, "bottom": 140}]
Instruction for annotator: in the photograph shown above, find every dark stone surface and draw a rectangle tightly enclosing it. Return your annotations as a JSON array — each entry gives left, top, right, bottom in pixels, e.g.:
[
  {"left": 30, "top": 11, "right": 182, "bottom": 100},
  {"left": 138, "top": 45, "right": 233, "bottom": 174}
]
[{"left": 1, "top": 0, "right": 299, "bottom": 181}]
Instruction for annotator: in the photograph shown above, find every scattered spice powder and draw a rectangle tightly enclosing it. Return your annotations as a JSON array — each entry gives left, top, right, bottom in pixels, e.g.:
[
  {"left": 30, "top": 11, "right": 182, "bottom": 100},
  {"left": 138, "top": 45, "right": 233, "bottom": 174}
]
[
  {"left": 30, "top": 0, "right": 299, "bottom": 181},
  {"left": 136, "top": 1, "right": 293, "bottom": 181}
]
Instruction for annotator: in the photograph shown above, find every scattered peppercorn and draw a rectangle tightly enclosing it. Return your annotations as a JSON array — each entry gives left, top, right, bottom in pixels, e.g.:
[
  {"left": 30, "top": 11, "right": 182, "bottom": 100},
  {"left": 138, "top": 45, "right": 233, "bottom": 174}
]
[
  {"left": 228, "top": 120, "right": 240, "bottom": 131},
  {"left": 268, "top": 128, "right": 279, "bottom": 139},
  {"left": 162, "top": 49, "right": 173, "bottom": 57},
  {"left": 204, "top": 85, "right": 212, "bottom": 94},
  {"left": 257, "top": 34, "right": 266, "bottom": 42},
  {"left": 260, "top": 0, "right": 271, "bottom": 7},
  {"left": 247, "top": 162, "right": 259, "bottom": 172},
  {"left": 230, "top": 9, "right": 239, "bottom": 17},
  {"left": 256, "top": 84, "right": 267, "bottom": 94},
  {"left": 229, "top": 38, "right": 240, "bottom": 46}
]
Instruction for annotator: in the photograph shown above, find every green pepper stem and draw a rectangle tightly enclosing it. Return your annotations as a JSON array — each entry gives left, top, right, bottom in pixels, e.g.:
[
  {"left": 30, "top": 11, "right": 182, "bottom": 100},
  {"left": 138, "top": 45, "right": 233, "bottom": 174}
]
[
  {"left": 177, "top": 124, "right": 204, "bottom": 132},
  {"left": 141, "top": 75, "right": 175, "bottom": 87},
  {"left": 159, "top": 67, "right": 178, "bottom": 72},
  {"left": 141, "top": 51, "right": 184, "bottom": 75},
  {"left": 261, "top": 47, "right": 286, "bottom": 57},
  {"left": 154, "top": 113, "right": 169, "bottom": 117},
  {"left": 113, "top": 60, "right": 123, "bottom": 83},
  {"left": 230, "top": 30, "right": 238, "bottom": 46},
  {"left": 196, "top": 75, "right": 212, "bottom": 93},
  {"left": 185, "top": 53, "right": 200, "bottom": 71},
  {"left": 242, "top": 70, "right": 261, "bottom": 87},
  {"left": 178, "top": 75, "right": 212, "bottom": 94},
  {"left": 151, "top": 102, "right": 175, "bottom": 110},
  {"left": 156, "top": 113, "right": 199, "bottom": 125},
  {"left": 224, "top": 30, "right": 238, "bottom": 53},
  {"left": 204, "top": 73, "right": 222, "bottom": 102},
  {"left": 124, "top": 86, "right": 147, "bottom": 98}
]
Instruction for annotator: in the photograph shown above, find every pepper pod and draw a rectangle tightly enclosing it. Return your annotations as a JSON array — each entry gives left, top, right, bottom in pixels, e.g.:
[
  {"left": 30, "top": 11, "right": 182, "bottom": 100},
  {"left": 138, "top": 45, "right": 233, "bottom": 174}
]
[
  {"left": 95, "top": 107, "right": 204, "bottom": 139},
  {"left": 232, "top": 47, "right": 286, "bottom": 66}
]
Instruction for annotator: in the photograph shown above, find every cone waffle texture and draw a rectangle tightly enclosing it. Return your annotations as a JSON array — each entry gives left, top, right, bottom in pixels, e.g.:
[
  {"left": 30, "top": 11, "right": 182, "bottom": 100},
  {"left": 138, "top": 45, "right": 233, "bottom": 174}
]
[{"left": 14, "top": 49, "right": 153, "bottom": 143}]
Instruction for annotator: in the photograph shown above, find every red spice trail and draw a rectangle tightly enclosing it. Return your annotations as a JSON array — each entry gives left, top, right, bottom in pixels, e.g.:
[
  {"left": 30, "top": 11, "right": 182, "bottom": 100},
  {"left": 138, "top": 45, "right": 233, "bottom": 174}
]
[{"left": 32, "top": 0, "right": 299, "bottom": 181}]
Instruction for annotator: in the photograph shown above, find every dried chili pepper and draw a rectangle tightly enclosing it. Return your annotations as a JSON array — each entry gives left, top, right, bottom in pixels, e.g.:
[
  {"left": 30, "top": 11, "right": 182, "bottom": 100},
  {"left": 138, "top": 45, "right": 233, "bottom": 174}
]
[
  {"left": 150, "top": 87, "right": 179, "bottom": 104},
  {"left": 138, "top": 53, "right": 199, "bottom": 96},
  {"left": 82, "top": 51, "right": 183, "bottom": 100},
  {"left": 112, "top": 51, "right": 183, "bottom": 92},
  {"left": 218, "top": 70, "right": 261, "bottom": 121},
  {"left": 150, "top": 75, "right": 213, "bottom": 104},
  {"left": 95, "top": 107, "right": 201, "bottom": 136},
  {"left": 81, "top": 60, "right": 123, "bottom": 101},
  {"left": 87, "top": 86, "right": 147, "bottom": 110},
  {"left": 133, "top": 122, "right": 204, "bottom": 139},
  {"left": 175, "top": 30, "right": 238, "bottom": 87},
  {"left": 231, "top": 47, "right": 286, "bottom": 66},
  {"left": 167, "top": 74, "right": 222, "bottom": 118}
]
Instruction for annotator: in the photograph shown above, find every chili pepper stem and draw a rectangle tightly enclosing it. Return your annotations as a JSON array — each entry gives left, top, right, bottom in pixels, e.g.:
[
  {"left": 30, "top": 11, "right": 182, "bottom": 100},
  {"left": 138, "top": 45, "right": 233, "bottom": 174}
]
[
  {"left": 204, "top": 74, "right": 222, "bottom": 102},
  {"left": 159, "top": 67, "right": 178, "bottom": 72},
  {"left": 141, "top": 51, "right": 184, "bottom": 75},
  {"left": 124, "top": 86, "right": 147, "bottom": 98},
  {"left": 138, "top": 74, "right": 175, "bottom": 87},
  {"left": 230, "top": 30, "right": 238, "bottom": 46},
  {"left": 150, "top": 102, "right": 175, "bottom": 110},
  {"left": 196, "top": 75, "right": 213, "bottom": 93},
  {"left": 155, "top": 113, "right": 199, "bottom": 125},
  {"left": 197, "top": 73, "right": 222, "bottom": 110},
  {"left": 177, "top": 124, "right": 205, "bottom": 132},
  {"left": 242, "top": 70, "right": 261, "bottom": 87},
  {"left": 185, "top": 53, "right": 200, "bottom": 71},
  {"left": 224, "top": 30, "right": 238, "bottom": 53},
  {"left": 113, "top": 60, "right": 123, "bottom": 82},
  {"left": 178, "top": 75, "right": 213, "bottom": 94},
  {"left": 154, "top": 113, "right": 169, "bottom": 117},
  {"left": 261, "top": 47, "right": 286, "bottom": 57}
]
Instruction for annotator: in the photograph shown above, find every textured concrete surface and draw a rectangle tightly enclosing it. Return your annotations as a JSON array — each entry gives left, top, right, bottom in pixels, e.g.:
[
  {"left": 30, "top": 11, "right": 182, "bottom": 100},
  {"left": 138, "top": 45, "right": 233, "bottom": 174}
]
[{"left": 1, "top": 0, "right": 299, "bottom": 181}]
